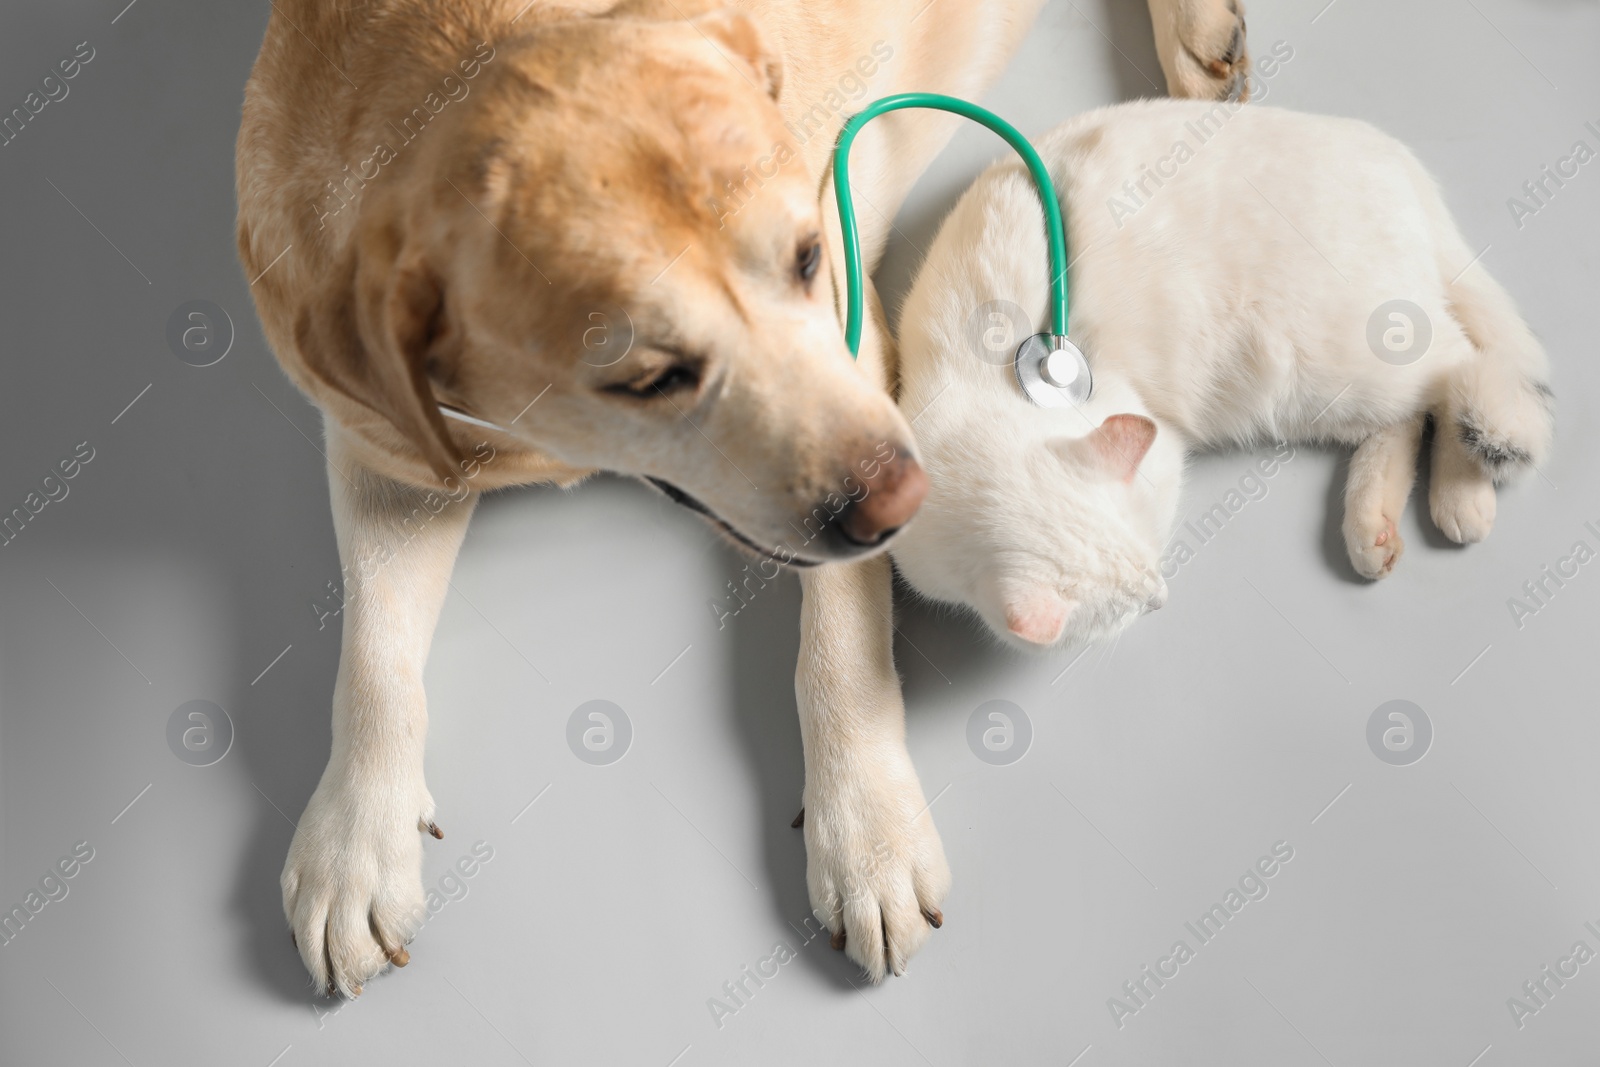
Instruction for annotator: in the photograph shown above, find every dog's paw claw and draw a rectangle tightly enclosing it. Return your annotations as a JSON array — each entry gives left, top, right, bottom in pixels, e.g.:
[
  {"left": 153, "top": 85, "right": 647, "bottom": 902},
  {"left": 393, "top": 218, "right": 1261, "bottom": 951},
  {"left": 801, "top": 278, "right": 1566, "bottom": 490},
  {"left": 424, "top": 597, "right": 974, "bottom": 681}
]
[
  {"left": 1206, "top": 19, "right": 1245, "bottom": 78},
  {"left": 284, "top": 783, "right": 433, "bottom": 999},
  {"left": 1167, "top": 0, "right": 1251, "bottom": 101},
  {"left": 804, "top": 775, "right": 951, "bottom": 982}
]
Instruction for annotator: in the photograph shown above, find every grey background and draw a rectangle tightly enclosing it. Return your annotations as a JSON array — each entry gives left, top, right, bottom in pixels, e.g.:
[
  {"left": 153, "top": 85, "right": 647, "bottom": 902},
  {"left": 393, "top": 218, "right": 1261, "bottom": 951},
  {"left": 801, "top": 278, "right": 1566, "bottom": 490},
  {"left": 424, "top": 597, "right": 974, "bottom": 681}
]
[{"left": 1, "top": 1, "right": 1596, "bottom": 1064}]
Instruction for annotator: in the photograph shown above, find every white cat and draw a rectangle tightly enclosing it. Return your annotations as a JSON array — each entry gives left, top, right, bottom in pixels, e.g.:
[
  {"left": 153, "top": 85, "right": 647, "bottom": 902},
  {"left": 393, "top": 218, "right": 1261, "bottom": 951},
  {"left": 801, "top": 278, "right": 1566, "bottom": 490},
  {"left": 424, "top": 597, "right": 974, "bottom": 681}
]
[{"left": 892, "top": 98, "right": 1554, "bottom": 648}]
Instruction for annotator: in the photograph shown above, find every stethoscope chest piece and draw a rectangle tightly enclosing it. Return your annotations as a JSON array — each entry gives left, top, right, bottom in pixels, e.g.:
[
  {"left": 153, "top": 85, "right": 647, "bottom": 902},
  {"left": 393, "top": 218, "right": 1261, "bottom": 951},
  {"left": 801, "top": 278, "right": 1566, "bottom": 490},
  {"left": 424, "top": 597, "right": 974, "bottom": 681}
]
[{"left": 1015, "top": 333, "right": 1092, "bottom": 407}]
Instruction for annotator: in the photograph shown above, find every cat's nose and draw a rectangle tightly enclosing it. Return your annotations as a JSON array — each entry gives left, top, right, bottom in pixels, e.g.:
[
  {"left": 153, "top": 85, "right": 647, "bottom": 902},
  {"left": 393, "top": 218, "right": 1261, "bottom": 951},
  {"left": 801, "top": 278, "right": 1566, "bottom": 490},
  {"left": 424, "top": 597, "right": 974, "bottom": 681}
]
[{"left": 1005, "top": 598, "right": 1069, "bottom": 645}]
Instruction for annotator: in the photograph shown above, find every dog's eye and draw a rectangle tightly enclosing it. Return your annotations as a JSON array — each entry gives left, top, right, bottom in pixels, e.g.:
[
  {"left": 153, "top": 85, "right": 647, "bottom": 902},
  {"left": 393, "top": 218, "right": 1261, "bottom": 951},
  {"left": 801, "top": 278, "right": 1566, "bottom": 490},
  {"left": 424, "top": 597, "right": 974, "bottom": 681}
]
[
  {"left": 605, "top": 361, "right": 701, "bottom": 399},
  {"left": 796, "top": 238, "right": 822, "bottom": 283},
  {"left": 647, "top": 364, "right": 699, "bottom": 394}
]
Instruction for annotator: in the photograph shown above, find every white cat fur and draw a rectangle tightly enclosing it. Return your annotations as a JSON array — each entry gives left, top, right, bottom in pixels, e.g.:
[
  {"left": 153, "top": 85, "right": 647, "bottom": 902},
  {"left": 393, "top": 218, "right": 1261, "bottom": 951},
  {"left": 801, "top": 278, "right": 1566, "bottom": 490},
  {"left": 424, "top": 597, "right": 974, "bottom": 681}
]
[{"left": 892, "top": 99, "right": 1554, "bottom": 649}]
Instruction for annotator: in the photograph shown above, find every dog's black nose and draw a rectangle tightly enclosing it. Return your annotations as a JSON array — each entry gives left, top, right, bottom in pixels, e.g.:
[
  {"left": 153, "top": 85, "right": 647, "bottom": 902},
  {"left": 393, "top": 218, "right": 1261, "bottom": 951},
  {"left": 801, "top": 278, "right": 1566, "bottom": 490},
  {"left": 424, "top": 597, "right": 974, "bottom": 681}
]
[{"left": 836, "top": 452, "right": 928, "bottom": 547}]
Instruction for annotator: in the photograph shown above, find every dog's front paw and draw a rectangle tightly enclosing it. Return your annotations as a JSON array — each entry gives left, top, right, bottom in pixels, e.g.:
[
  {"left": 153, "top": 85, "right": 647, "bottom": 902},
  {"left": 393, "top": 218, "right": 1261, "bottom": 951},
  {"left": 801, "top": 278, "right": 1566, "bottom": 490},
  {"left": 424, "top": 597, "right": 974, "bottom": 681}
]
[
  {"left": 1159, "top": 0, "right": 1250, "bottom": 101},
  {"left": 1344, "top": 511, "right": 1404, "bottom": 579},
  {"left": 281, "top": 774, "right": 436, "bottom": 997},
  {"left": 803, "top": 767, "right": 950, "bottom": 981}
]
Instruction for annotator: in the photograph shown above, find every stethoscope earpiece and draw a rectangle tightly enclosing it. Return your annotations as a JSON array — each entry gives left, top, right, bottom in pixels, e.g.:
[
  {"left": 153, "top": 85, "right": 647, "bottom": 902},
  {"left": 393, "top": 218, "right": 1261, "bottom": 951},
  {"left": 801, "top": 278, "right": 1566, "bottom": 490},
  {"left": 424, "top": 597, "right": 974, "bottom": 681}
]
[{"left": 1014, "top": 333, "right": 1092, "bottom": 407}]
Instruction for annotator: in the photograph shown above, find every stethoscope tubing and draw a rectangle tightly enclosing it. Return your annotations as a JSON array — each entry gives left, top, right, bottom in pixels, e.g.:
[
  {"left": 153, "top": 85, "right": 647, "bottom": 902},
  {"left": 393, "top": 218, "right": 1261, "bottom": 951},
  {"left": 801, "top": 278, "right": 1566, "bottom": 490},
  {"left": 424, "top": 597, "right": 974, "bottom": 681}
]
[{"left": 831, "top": 92, "right": 1071, "bottom": 358}]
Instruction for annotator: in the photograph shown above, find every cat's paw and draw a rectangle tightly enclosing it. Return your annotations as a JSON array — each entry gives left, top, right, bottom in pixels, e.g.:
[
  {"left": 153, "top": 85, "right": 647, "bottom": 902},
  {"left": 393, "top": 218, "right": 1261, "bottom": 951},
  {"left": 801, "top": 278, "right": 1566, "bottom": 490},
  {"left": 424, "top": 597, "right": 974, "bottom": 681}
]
[
  {"left": 282, "top": 775, "right": 435, "bottom": 997},
  {"left": 1160, "top": 0, "right": 1250, "bottom": 101},
  {"left": 1345, "top": 512, "right": 1404, "bottom": 579},
  {"left": 804, "top": 767, "right": 950, "bottom": 981},
  {"left": 1432, "top": 477, "right": 1497, "bottom": 544}
]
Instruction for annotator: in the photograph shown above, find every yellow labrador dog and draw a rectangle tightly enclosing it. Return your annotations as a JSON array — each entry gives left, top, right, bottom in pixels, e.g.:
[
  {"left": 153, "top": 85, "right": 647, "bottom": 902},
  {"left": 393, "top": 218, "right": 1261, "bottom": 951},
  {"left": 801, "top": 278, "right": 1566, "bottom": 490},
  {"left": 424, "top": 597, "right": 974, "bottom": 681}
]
[{"left": 237, "top": 0, "right": 1250, "bottom": 996}]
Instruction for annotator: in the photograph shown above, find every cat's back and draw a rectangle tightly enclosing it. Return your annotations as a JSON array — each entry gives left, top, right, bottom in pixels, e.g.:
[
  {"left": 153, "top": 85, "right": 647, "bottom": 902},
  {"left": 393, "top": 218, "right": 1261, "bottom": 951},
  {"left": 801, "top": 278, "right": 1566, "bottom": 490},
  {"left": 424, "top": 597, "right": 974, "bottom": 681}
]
[
  {"left": 1036, "top": 99, "right": 1419, "bottom": 242},
  {"left": 896, "top": 99, "right": 1433, "bottom": 423}
]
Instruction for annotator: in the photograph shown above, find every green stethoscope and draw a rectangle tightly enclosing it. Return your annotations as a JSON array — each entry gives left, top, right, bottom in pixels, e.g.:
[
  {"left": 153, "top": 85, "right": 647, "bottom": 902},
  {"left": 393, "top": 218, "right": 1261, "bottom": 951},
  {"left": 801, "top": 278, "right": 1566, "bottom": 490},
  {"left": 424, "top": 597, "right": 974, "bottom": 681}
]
[{"left": 833, "top": 92, "right": 1091, "bottom": 406}]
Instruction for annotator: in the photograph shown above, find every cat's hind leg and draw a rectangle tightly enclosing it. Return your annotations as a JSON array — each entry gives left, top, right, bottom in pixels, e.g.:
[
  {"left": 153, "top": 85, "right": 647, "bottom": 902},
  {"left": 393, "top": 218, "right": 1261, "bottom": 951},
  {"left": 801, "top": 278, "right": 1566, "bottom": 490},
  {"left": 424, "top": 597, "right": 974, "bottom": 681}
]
[
  {"left": 1437, "top": 267, "right": 1555, "bottom": 484},
  {"left": 1429, "top": 415, "right": 1498, "bottom": 544},
  {"left": 1414, "top": 172, "right": 1555, "bottom": 543},
  {"left": 1343, "top": 415, "right": 1425, "bottom": 579},
  {"left": 1426, "top": 270, "right": 1554, "bottom": 544}
]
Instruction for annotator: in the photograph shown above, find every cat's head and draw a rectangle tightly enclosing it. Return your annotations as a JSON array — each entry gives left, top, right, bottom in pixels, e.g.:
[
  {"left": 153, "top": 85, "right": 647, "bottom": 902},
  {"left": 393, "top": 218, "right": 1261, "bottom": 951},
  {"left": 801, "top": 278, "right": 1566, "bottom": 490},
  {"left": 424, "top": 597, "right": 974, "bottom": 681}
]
[{"left": 892, "top": 401, "right": 1179, "bottom": 650}]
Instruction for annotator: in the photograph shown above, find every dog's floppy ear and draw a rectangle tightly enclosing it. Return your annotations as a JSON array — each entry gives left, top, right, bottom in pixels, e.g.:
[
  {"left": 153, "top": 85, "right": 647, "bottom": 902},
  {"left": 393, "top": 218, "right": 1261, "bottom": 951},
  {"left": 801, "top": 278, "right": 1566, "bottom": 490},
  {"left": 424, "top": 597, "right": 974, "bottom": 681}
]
[{"left": 292, "top": 216, "right": 464, "bottom": 484}]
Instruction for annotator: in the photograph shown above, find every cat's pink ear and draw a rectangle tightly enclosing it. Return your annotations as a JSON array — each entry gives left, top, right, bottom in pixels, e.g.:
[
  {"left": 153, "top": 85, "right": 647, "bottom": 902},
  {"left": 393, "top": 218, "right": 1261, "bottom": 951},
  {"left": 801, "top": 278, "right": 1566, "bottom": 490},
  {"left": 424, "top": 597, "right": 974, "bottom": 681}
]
[{"left": 1059, "top": 414, "right": 1156, "bottom": 483}]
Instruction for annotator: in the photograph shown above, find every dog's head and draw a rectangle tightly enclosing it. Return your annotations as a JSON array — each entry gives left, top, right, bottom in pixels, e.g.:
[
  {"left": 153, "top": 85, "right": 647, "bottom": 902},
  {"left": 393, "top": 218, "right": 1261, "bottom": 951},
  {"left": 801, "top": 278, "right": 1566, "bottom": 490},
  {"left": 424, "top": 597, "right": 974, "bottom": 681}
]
[{"left": 292, "top": 4, "right": 923, "bottom": 565}]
